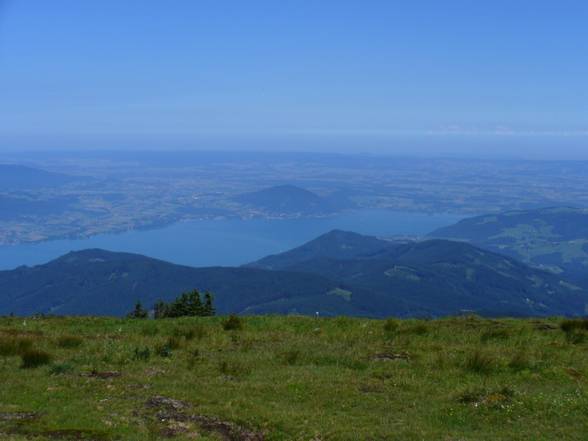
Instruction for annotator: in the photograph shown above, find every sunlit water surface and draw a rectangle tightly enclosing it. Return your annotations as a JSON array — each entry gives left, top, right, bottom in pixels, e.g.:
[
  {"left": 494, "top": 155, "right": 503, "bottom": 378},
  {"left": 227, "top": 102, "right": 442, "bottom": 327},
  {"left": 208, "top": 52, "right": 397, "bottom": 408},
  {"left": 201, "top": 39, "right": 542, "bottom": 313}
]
[{"left": 0, "top": 210, "right": 463, "bottom": 270}]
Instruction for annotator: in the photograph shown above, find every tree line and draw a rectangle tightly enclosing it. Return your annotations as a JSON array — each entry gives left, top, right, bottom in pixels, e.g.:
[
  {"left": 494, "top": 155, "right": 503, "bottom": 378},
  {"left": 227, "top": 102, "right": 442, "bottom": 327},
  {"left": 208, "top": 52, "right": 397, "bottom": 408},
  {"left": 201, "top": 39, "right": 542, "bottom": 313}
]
[{"left": 128, "top": 289, "right": 215, "bottom": 319}]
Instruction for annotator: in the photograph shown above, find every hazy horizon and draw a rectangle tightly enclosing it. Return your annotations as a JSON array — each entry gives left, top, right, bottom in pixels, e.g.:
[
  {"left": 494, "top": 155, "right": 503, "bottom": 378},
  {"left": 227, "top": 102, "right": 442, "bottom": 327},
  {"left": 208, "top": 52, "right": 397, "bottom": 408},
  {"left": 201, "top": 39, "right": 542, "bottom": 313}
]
[
  {"left": 0, "top": 133, "right": 587, "bottom": 160},
  {"left": 1, "top": 1, "right": 586, "bottom": 159}
]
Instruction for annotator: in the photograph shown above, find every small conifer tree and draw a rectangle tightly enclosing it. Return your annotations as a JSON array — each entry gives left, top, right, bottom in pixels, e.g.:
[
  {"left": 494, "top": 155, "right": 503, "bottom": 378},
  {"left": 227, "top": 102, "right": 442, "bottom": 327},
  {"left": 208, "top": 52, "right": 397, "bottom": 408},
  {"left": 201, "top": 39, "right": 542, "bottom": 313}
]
[
  {"left": 186, "top": 289, "right": 203, "bottom": 316},
  {"left": 128, "top": 301, "right": 148, "bottom": 319},
  {"left": 203, "top": 291, "right": 215, "bottom": 316},
  {"left": 152, "top": 289, "right": 214, "bottom": 319},
  {"left": 153, "top": 301, "right": 167, "bottom": 319}
]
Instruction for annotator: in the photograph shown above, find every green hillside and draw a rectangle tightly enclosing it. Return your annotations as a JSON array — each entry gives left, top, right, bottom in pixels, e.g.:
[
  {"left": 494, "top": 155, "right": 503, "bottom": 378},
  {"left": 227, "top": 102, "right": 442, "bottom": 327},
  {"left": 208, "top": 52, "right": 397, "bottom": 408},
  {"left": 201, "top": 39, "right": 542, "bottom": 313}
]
[
  {"left": 248, "top": 231, "right": 588, "bottom": 317},
  {"left": 1, "top": 242, "right": 585, "bottom": 318},
  {"left": 0, "top": 315, "right": 587, "bottom": 440},
  {"left": 0, "top": 249, "right": 364, "bottom": 317},
  {"left": 429, "top": 207, "right": 588, "bottom": 281},
  {"left": 247, "top": 229, "right": 396, "bottom": 270}
]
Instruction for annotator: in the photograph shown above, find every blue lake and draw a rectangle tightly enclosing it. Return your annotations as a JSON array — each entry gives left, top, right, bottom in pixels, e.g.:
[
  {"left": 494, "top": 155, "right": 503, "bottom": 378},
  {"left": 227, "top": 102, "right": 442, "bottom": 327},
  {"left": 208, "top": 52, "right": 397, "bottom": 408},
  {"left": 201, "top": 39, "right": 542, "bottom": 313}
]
[{"left": 0, "top": 210, "right": 463, "bottom": 270}]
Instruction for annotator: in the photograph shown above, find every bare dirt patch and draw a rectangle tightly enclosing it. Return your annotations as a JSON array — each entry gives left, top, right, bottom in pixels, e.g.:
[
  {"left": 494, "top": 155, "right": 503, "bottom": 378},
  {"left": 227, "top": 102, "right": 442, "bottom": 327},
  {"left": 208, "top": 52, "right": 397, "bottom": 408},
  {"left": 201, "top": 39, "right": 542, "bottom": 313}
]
[
  {"left": 0, "top": 412, "right": 39, "bottom": 421},
  {"left": 145, "top": 395, "right": 265, "bottom": 441},
  {"left": 42, "top": 428, "right": 110, "bottom": 440},
  {"left": 83, "top": 370, "right": 122, "bottom": 380},
  {"left": 372, "top": 352, "right": 410, "bottom": 361}
]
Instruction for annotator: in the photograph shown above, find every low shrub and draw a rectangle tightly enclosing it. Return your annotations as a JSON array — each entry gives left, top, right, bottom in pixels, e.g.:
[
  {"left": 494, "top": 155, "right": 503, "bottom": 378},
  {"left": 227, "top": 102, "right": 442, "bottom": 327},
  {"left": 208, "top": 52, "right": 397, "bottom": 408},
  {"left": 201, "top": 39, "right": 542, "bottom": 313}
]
[
  {"left": 561, "top": 319, "right": 588, "bottom": 344},
  {"left": 222, "top": 315, "right": 243, "bottom": 331},
  {"left": 560, "top": 319, "right": 588, "bottom": 334},
  {"left": 20, "top": 350, "right": 52, "bottom": 369},
  {"left": 383, "top": 319, "right": 399, "bottom": 334}
]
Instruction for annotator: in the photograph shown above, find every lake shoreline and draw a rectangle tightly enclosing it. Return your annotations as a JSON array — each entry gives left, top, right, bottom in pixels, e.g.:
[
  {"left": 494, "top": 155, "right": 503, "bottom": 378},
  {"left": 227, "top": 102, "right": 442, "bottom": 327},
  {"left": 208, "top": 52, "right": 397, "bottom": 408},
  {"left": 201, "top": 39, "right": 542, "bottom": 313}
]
[{"left": 0, "top": 209, "right": 464, "bottom": 271}]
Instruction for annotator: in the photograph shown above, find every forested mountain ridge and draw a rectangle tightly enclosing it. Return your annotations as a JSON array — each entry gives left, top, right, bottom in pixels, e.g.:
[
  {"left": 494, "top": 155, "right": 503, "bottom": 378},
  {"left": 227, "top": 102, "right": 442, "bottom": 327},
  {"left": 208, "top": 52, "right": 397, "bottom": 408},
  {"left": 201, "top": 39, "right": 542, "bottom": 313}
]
[
  {"left": 429, "top": 207, "right": 588, "bottom": 282},
  {"left": 1, "top": 229, "right": 585, "bottom": 318}
]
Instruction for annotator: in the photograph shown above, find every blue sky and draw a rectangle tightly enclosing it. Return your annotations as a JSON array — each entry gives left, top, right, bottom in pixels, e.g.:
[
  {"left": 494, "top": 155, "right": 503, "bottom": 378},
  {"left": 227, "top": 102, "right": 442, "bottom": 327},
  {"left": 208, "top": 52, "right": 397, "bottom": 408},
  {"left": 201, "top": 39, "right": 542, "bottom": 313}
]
[{"left": 0, "top": 1, "right": 586, "bottom": 157}]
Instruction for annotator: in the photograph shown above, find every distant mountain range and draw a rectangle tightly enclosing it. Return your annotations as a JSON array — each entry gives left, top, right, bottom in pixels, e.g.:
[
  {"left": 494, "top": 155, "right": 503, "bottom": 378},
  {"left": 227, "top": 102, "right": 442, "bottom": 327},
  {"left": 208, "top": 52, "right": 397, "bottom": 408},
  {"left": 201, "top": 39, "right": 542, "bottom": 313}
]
[
  {"left": 0, "top": 164, "right": 75, "bottom": 190},
  {"left": 233, "top": 185, "right": 355, "bottom": 215},
  {"left": 429, "top": 207, "right": 588, "bottom": 284},
  {"left": 1, "top": 230, "right": 585, "bottom": 318}
]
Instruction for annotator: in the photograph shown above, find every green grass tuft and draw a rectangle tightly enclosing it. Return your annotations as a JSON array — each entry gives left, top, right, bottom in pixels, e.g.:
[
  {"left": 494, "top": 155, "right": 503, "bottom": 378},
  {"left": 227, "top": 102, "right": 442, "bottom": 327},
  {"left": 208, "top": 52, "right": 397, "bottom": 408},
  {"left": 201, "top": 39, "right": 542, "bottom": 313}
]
[
  {"left": 218, "top": 359, "right": 250, "bottom": 378},
  {"left": 173, "top": 325, "right": 206, "bottom": 341},
  {"left": 0, "top": 337, "right": 33, "bottom": 356},
  {"left": 49, "top": 362, "right": 75, "bottom": 375},
  {"left": 20, "top": 350, "right": 52, "bottom": 369},
  {"left": 508, "top": 350, "right": 534, "bottom": 372},
  {"left": 463, "top": 349, "right": 496, "bottom": 374},
  {"left": 280, "top": 349, "right": 301, "bottom": 365}
]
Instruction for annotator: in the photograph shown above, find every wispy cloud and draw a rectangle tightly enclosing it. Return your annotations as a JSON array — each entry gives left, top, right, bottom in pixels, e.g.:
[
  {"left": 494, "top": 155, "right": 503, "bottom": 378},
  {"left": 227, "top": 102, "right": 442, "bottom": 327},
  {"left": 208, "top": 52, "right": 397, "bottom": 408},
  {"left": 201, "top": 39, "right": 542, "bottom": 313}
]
[{"left": 427, "top": 125, "right": 588, "bottom": 137}]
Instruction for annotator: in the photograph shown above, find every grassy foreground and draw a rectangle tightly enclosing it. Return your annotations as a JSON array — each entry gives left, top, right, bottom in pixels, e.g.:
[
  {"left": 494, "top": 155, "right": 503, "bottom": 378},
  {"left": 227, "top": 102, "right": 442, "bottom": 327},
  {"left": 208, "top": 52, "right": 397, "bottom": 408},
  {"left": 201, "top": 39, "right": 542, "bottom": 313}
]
[{"left": 0, "top": 315, "right": 587, "bottom": 441}]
